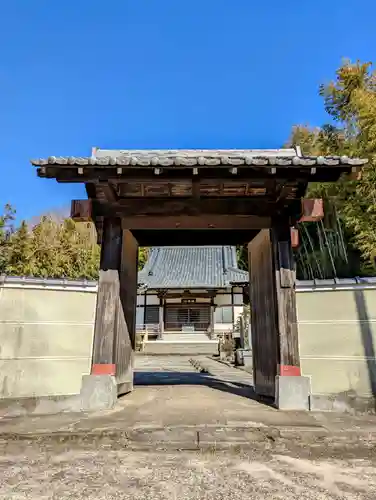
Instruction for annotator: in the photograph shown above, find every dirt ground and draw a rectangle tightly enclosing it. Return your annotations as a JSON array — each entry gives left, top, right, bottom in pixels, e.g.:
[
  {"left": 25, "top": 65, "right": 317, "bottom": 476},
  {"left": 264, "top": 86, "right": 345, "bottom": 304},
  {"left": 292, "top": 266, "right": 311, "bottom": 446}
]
[
  {"left": 1, "top": 356, "right": 376, "bottom": 499},
  {"left": 1, "top": 444, "right": 376, "bottom": 499}
]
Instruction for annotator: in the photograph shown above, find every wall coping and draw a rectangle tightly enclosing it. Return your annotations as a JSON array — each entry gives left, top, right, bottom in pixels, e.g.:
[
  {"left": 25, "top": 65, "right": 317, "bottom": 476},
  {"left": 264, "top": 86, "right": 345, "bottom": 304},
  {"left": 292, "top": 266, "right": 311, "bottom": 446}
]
[
  {"left": 0, "top": 275, "right": 98, "bottom": 293},
  {"left": 296, "top": 277, "right": 376, "bottom": 292},
  {"left": 1, "top": 275, "right": 376, "bottom": 293}
]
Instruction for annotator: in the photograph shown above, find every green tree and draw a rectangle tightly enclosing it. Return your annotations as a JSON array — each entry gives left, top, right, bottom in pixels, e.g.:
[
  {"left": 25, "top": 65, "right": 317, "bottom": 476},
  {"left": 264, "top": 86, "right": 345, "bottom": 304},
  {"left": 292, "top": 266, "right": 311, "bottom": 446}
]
[
  {"left": 138, "top": 247, "right": 148, "bottom": 271},
  {"left": 27, "top": 217, "right": 101, "bottom": 279},
  {"left": 236, "top": 245, "right": 248, "bottom": 271},
  {"left": 5, "top": 221, "right": 34, "bottom": 276},
  {"left": 0, "top": 204, "right": 16, "bottom": 273},
  {"left": 0, "top": 207, "right": 149, "bottom": 279},
  {"left": 318, "top": 61, "right": 376, "bottom": 271},
  {"left": 287, "top": 60, "right": 376, "bottom": 277}
]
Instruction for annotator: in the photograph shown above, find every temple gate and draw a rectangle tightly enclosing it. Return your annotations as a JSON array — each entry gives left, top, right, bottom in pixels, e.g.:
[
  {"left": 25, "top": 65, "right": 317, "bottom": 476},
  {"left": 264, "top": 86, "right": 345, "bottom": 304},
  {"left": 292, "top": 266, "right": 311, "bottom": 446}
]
[{"left": 32, "top": 147, "right": 366, "bottom": 409}]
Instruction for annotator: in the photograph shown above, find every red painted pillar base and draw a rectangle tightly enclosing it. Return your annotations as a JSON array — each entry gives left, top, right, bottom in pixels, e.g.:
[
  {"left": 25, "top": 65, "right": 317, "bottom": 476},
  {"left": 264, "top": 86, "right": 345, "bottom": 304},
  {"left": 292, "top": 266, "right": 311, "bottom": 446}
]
[
  {"left": 91, "top": 364, "right": 116, "bottom": 376},
  {"left": 278, "top": 365, "right": 301, "bottom": 377}
]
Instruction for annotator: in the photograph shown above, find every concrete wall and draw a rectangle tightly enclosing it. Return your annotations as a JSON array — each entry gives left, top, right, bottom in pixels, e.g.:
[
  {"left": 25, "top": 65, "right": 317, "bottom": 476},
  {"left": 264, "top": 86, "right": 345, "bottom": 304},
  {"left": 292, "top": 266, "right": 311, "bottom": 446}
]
[
  {"left": 2, "top": 275, "right": 375, "bottom": 412},
  {"left": 0, "top": 277, "right": 97, "bottom": 399},
  {"left": 296, "top": 278, "right": 376, "bottom": 410}
]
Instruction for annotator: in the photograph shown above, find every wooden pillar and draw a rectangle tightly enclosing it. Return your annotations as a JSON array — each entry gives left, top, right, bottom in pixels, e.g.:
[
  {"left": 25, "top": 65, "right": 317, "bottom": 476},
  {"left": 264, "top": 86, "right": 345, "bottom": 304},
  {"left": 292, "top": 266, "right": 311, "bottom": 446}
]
[
  {"left": 159, "top": 297, "right": 164, "bottom": 339},
  {"left": 248, "top": 219, "right": 300, "bottom": 399},
  {"left": 210, "top": 302, "right": 216, "bottom": 339},
  {"left": 271, "top": 219, "right": 301, "bottom": 377},
  {"left": 239, "top": 316, "right": 245, "bottom": 350},
  {"left": 248, "top": 230, "right": 279, "bottom": 398},
  {"left": 91, "top": 218, "right": 137, "bottom": 396},
  {"left": 91, "top": 217, "right": 122, "bottom": 376},
  {"left": 116, "top": 229, "right": 138, "bottom": 395}
]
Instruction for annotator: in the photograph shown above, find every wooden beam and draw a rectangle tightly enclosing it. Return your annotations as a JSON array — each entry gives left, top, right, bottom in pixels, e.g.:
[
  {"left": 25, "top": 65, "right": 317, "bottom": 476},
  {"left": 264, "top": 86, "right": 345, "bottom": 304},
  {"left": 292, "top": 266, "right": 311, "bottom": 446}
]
[
  {"left": 131, "top": 229, "right": 258, "bottom": 246},
  {"left": 162, "top": 292, "right": 214, "bottom": 299},
  {"left": 98, "top": 182, "right": 118, "bottom": 203},
  {"left": 115, "top": 197, "right": 274, "bottom": 217},
  {"left": 299, "top": 198, "right": 324, "bottom": 222},
  {"left": 50, "top": 165, "right": 354, "bottom": 184},
  {"left": 72, "top": 196, "right": 280, "bottom": 219},
  {"left": 122, "top": 215, "right": 271, "bottom": 230}
]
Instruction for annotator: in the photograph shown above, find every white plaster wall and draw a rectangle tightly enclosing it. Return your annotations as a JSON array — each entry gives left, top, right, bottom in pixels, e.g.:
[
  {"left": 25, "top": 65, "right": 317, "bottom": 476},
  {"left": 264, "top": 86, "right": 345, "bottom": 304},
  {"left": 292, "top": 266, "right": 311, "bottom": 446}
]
[
  {"left": 136, "top": 306, "right": 144, "bottom": 326},
  {"left": 233, "top": 305, "right": 243, "bottom": 323},
  {"left": 0, "top": 284, "right": 96, "bottom": 398},
  {"left": 145, "top": 294, "right": 159, "bottom": 306},
  {"left": 297, "top": 286, "right": 376, "bottom": 398},
  {"left": 213, "top": 290, "right": 243, "bottom": 334},
  {"left": 137, "top": 294, "right": 146, "bottom": 306},
  {"left": 214, "top": 293, "right": 232, "bottom": 306},
  {"left": 233, "top": 293, "right": 243, "bottom": 306}
]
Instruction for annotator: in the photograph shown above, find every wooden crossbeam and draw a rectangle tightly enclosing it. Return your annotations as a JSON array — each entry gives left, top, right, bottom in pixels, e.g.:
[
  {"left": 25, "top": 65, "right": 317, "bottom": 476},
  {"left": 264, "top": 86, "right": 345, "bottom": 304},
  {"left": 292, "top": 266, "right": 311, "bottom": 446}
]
[
  {"left": 122, "top": 215, "right": 270, "bottom": 230},
  {"left": 70, "top": 197, "right": 274, "bottom": 219},
  {"left": 70, "top": 197, "right": 324, "bottom": 230}
]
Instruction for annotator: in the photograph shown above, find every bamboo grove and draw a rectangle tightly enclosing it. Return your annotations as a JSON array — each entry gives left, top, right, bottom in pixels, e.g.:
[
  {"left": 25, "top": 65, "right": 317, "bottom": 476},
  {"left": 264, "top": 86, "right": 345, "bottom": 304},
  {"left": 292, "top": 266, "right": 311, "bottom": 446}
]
[{"left": 2, "top": 60, "right": 376, "bottom": 280}]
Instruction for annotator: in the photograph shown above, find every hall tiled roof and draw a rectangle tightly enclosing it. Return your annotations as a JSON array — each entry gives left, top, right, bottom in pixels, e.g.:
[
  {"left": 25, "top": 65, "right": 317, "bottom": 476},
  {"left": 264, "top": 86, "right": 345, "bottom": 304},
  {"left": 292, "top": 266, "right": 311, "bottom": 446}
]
[{"left": 138, "top": 246, "right": 248, "bottom": 289}]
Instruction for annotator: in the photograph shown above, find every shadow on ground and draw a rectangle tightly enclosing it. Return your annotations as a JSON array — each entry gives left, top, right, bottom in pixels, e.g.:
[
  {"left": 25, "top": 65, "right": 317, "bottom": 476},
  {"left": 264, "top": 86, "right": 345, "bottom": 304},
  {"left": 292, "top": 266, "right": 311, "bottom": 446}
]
[
  {"left": 133, "top": 370, "right": 274, "bottom": 407},
  {"left": 354, "top": 289, "right": 376, "bottom": 407}
]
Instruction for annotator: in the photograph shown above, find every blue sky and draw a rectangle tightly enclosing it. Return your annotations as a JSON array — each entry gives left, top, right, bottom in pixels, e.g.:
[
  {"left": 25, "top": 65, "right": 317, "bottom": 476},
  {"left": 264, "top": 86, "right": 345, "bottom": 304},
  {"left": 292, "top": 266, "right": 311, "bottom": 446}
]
[{"left": 1, "top": 1, "right": 375, "bottom": 221}]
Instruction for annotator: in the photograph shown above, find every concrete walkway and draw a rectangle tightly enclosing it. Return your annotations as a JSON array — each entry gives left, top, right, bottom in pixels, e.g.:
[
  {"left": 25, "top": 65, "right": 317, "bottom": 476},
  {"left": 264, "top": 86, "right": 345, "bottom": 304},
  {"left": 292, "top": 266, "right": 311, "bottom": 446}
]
[
  {"left": 191, "top": 355, "right": 254, "bottom": 386},
  {"left": 1, "top": 356, "right": 376, "bottom": 451}
]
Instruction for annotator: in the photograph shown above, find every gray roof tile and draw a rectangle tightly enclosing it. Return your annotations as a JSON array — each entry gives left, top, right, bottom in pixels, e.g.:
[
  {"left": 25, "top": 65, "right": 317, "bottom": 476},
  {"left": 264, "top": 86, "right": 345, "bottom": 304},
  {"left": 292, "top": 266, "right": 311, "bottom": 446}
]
[
  {"left": 31, "top": 148, "right": 367, "bottom": 168},
  {"left": 138, "top": 246, "right": 248, "bottom": 289}
]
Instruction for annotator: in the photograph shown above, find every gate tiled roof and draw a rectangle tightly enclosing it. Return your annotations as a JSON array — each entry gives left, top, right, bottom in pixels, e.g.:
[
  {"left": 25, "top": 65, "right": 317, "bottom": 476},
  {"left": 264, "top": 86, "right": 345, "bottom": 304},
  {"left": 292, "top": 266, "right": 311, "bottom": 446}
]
[
  {"left": 138, "top": 246, "right": 248, "bottom": 289},
  {"left": 32, "top": 149, "right": 367, "bottom": 167}
]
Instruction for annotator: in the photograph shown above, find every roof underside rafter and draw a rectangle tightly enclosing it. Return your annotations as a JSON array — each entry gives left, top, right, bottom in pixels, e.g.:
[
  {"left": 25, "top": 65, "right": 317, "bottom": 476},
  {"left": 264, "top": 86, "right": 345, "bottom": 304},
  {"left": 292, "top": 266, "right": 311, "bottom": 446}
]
[{"left": 32, "top": 148, "right": 367, "bottom": 246}]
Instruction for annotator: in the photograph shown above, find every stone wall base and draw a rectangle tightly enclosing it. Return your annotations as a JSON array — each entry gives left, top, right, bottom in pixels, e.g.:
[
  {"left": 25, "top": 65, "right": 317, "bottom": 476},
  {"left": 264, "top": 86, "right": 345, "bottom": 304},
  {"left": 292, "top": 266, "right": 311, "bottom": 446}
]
[
  {"left": 0, "top": 375, "right": 118, "bottom": 418},
  {"left": 275, "top": 375, "right": 311, "bottom": 410},
  {"left": 310, "top": 393, "right": 376, "bottom": 414}
]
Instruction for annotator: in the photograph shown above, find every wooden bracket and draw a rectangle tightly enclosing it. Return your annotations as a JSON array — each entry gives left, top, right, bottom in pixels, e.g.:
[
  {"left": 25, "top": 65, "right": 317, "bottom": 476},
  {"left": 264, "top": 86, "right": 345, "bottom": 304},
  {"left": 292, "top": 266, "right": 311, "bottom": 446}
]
[
  {"left": 290, "top": 227, "right": 299, "bottom": 248},
  {"left": 71, "top": 199, "right": 93, "bottom": 221},
  {"left": 349, "top": 166, "right": 362, "bottom": 181},
  {"left": 299, "top": 198, "right": 324, "bottom": 222}
]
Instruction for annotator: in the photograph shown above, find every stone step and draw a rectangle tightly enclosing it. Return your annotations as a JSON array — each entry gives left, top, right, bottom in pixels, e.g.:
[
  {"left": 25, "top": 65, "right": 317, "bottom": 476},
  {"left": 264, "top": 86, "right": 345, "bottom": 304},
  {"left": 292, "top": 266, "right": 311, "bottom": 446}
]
[
  {"left": 159, "top": 333, "right": 212, "bottom": 342},
  {"left": 142, "top": 341, "right": 219, "bottom": 356}
]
